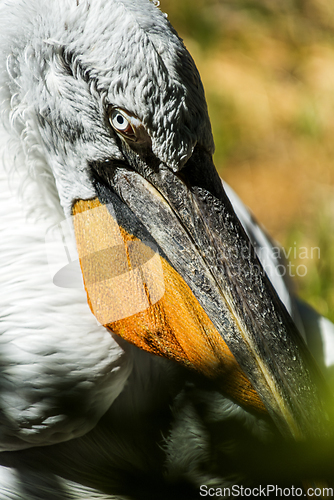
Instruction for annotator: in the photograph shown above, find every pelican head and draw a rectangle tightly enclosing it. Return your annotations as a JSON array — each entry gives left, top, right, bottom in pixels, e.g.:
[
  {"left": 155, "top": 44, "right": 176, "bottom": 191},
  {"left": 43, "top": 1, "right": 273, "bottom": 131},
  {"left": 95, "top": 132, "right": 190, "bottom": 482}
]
[{"left": 0, "top": 0, "right": 331, "bottom": 447}]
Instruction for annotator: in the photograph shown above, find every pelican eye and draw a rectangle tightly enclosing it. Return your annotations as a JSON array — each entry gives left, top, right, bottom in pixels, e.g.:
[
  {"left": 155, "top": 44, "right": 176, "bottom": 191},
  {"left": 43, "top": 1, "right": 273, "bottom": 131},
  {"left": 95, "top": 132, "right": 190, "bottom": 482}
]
[{"left": 109, "top": 109, "right": 137, "bottom": 141}]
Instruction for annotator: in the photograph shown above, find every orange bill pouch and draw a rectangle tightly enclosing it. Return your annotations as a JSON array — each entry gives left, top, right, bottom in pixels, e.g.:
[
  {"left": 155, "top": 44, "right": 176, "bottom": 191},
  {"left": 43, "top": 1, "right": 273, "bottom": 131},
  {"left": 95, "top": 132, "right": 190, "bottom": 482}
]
[{"left": 72, "top": 197, "right": 266, "bottom": 414}]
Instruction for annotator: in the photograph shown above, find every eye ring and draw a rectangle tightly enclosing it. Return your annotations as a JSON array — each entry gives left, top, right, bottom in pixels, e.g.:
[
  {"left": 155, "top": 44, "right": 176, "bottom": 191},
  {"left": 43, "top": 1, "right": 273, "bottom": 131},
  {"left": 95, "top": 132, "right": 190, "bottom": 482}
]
[{"left": 109, "top": 108, "right": 137, "bottom": 141}]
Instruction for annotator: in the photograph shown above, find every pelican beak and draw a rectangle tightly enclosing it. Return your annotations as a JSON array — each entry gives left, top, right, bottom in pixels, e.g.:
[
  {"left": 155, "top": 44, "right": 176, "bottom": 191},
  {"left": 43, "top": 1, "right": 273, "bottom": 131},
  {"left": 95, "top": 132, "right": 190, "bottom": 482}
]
[{"left": 72, "top": 145, "right": 331, "bottom": 440}]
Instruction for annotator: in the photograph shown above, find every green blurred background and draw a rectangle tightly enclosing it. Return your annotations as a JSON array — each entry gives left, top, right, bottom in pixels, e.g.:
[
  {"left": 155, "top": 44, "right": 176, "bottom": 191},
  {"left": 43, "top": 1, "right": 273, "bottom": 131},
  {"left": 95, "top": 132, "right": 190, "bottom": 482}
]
[{"left": 160, "top": 0, "right": 334, "bottom": 322}]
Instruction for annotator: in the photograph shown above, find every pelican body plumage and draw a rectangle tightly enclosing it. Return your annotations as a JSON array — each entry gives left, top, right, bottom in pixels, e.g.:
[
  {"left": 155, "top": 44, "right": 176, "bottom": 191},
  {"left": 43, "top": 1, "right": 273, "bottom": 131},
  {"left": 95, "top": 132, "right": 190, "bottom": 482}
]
[{"left": 0, "top": 1, "right": 334, "bottom": 499}]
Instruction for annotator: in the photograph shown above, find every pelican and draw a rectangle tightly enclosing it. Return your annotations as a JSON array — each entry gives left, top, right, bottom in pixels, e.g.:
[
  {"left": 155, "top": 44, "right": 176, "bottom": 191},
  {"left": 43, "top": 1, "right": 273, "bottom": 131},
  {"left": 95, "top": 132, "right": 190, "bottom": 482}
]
[{"left": 0, "top": 0, "right": 333, "bottom": 498}]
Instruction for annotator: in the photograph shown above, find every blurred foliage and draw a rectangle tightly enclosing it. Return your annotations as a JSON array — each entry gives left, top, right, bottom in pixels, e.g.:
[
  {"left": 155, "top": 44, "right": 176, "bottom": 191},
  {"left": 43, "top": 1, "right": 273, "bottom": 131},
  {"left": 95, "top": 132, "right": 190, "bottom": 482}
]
[{"left": 160, "top": 0, "right": 334, "bottom": 321}]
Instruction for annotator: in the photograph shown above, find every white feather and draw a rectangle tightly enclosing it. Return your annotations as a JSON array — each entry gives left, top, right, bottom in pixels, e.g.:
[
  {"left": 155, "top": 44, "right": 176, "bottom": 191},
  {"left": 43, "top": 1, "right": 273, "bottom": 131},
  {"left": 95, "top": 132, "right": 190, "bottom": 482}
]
[{"left": 0, "top": 125, "right": 132, "bottom": 451}]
